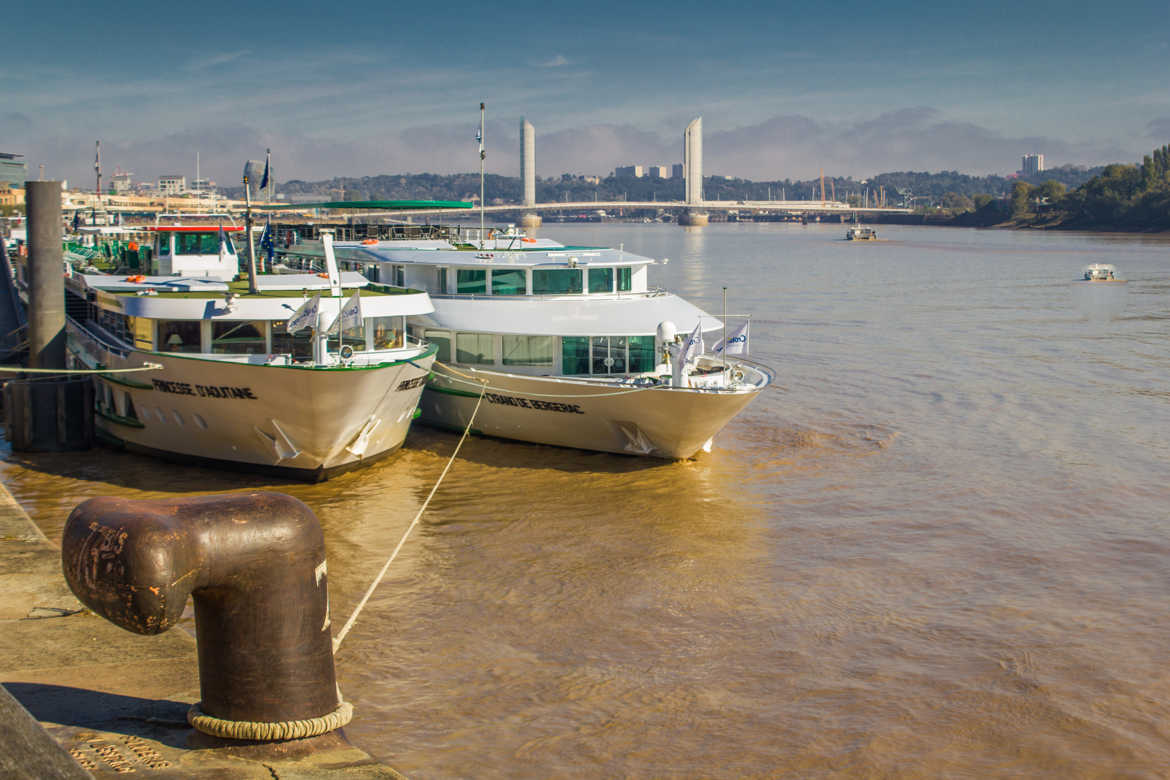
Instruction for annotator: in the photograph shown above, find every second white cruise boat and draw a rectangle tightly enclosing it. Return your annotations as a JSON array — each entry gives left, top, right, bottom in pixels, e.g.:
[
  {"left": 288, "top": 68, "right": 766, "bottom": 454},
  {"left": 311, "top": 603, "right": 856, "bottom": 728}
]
[{"left": 281, "top": 229, "right": 773, "bottom": 459}]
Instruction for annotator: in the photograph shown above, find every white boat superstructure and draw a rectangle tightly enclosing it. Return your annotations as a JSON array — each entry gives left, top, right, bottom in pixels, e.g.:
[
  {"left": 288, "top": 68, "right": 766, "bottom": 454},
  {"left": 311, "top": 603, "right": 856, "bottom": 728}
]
[
  {"left": 1082, "top": 263, "right": 1123, "bottom": 281},
  {"left": 281, "top": 229, "right": 773, "bottom": 458},
  {"left": 63, "top": 231, "right": 437, "bottom": 480}
]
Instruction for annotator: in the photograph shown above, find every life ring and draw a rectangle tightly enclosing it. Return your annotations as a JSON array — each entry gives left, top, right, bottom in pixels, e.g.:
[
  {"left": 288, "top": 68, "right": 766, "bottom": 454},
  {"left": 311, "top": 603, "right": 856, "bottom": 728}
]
[
  {"left": 731, "top": 368, "right": 745, "bottom": 382},
  {"left": 317, "top": 272, "right": 330, "bottom": 278},
  {"left": 126, "top": 274, "right": 146, "bottom": 283},
  {"left": 360, "top": 239, "right": 377, "bottom": 245}
]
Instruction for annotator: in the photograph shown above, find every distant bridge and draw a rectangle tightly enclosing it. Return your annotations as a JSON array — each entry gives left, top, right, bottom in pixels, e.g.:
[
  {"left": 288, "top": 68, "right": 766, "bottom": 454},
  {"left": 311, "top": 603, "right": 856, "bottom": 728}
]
[{"left": 331, "top": 200, "right": 911, "bottom": 219}]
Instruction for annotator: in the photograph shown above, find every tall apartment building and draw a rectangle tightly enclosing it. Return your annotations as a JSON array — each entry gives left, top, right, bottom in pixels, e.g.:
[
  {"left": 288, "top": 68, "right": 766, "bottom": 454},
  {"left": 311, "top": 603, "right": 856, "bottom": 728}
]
[
  {"left": 614, "top": 165, "right": 645, "bottom": 178},
  {"left": 1021, "top": 153, "right": 1045, "bottom": 175},
  {"left": 158, "top": 175, "right": 186, "bottom": 195},
  {"left": 0, "top": 153, "right": 26, "bottom": 186}
]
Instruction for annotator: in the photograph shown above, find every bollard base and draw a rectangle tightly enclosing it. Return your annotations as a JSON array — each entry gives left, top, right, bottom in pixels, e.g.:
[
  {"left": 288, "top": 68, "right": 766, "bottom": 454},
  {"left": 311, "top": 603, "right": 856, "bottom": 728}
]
[{"left": 187, "top": 699, "right": 354, "bottom": 741}]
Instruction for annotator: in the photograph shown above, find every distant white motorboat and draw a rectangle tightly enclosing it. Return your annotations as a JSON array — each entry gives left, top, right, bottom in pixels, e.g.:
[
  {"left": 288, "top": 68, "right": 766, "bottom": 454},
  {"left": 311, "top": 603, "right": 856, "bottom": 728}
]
[
  {"left": 59, "top": 226, "right": 436, "bottom": 480},
  {"left": 1081, "top": 263, "right": 1124, "bottom": 282},
  {"left": 282, "top": 227, "right": 774, "bottom": 459},
  {"left": 845, "top": 223, "right": 877, "bottom": 241}
]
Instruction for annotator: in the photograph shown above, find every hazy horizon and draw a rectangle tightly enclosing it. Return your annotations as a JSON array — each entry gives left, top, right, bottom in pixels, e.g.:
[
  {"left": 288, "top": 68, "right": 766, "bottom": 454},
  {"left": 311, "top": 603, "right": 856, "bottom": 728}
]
[{"left": 5, "top": 0, "right": 1168, "bottom": 187}]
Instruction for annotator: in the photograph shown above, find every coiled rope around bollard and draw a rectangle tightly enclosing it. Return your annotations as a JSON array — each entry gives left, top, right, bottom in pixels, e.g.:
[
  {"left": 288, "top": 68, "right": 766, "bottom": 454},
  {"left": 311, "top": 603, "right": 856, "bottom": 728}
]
[
  {"left": 331, "top": 378, "right": 488, "bottom": 654},
  {"left": 187, "top": 700, "right": 354, "bottom": 741}
]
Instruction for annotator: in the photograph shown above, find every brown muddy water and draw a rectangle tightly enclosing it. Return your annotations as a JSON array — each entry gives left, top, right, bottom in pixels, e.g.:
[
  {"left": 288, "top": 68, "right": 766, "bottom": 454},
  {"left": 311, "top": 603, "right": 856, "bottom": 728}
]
[{"left": 3, "top": 223, "right": 1169, "bottom": 778}]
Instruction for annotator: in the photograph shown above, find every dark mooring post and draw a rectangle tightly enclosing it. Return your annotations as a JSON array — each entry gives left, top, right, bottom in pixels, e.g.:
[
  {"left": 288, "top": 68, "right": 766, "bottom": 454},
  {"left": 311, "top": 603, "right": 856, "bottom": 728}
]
[
  {"left": 26, "top": 181, "right": 65, "bottom": 370},
  {"left": 5, "top": 181, "right": 93, "bottom": 451},
  {"left": 61, "top": 492, "right": 352, "bottom": 741}
]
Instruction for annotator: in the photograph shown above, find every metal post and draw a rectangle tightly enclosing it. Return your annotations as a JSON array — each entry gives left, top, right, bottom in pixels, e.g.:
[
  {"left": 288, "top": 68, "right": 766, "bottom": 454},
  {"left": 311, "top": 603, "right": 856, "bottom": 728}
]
[
  {"left": 721, "top": 287, "right": 727, "bottom": 374},
  {"left": 26, "top": 181, "right": 65, "bottom": 370},
  {"left": 479, "top": 102, "right": 486, "bottom": 248},
  {"left": 243, "top": 176, "right": 258, "bottom": 293}
]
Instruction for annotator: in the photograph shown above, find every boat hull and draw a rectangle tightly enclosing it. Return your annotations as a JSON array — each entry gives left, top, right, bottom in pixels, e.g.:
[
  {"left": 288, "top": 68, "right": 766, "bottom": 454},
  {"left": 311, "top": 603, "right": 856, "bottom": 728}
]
[
  {"left": 69, "top": 323, "right": 436, "bottom": 480},
  {"left": 419, "top": 365, "right": 768, "bottom": 459}
]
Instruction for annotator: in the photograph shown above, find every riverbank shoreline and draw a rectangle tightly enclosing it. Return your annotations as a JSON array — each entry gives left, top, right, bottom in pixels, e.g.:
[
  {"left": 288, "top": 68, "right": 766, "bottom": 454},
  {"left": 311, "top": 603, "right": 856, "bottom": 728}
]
[{"left": 0, "top": 481, "right": 404, "bottom": 779}]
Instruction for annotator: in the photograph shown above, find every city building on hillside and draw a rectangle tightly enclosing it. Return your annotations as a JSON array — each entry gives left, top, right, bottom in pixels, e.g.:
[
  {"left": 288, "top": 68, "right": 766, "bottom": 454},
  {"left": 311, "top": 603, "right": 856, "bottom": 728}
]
[
  {"left": 1021, "top": 153, "right": 1045, "bottom": 175},
  {"left": 158, "top": 175, "right": 186, "bottom": 195},
  {"left": 672, "top": 163, "right": 683, "bottom": 179},
  {"left": 646, "top": 165, "right": 670, "bottom": 178},
  {"left": 614, "top": 165, "right": 644, "bottom": 178},
  {"left": 0, "top": 182, "right": 25, "bottom": 207},
  {"left": 111, "top": 172, "right": 133, "bottom": 194},
  {"left": 582, "top": 175, "right": 601, "bottom": 185},
  {"left": 0, "top": 152, "right": 26, "bottom": 186}
]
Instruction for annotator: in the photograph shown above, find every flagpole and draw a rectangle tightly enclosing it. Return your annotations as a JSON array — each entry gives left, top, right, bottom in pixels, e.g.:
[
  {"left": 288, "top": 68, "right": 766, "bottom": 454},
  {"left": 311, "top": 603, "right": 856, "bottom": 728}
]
[
  {"left": 722, "top": 287, "right": 727, "bottom": 374},
  {"left": 479, "top": 102, "right": 486, "bottom": 249},
  {"left": 243, "top": 174, "right": 258, "bottom": 294}
]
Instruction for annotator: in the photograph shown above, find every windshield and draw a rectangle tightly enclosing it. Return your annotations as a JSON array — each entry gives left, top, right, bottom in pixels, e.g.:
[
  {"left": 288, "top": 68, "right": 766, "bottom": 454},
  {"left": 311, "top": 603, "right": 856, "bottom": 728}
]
[{"left": 175, "top": 231, "right": 234, "bottom": 255}]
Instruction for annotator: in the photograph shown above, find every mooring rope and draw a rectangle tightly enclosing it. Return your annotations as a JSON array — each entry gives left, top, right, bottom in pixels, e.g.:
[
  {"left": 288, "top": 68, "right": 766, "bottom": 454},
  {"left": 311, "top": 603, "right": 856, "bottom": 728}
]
[
  {"left": 432, "top": 360, "right": 663, "bottom": 399},
  {"left": 331, "top": 377, "right": 488, "bottom": 654},
  {"left": 187, "top": 700, "right": 353, "bottom": 741},
  {"left": 0, "top": 362, "right": 163, "bottom": 375}
]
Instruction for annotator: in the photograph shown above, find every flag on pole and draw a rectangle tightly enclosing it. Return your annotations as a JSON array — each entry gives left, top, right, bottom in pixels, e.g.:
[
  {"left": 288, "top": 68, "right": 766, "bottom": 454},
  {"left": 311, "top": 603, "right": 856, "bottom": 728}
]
[
  {"left": 259, "top": 154, "right": 270, "bottom": 191},
  {"left": 286, "top": 294, "right": 321, "bottom": 333},
  {"left": 333, "top": 288, "right": 362, "bottom": 334},
  {"left": 672, "top": 321, "right": 705, "bottom": 385},
  {"left": 217, "top": 221, "right": 230, "bottom": 267},
  {"left": 259, "top": 216, "right": 275, "bottom": 266},
  {"left": 713, "top": 321, "right": 749, "bottom": 356}
]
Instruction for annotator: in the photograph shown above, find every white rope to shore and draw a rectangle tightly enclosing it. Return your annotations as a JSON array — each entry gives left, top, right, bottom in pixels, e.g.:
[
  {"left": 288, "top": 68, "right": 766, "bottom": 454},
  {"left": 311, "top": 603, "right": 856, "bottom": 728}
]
[
  {"left": 331, "top": 377, "right": 488, "bottom": 654},
  {"left": 432, "top": 361, "right": 662, "bottom": 399},
  {"left": 0, "top": 362, "right": 163, "bottom": 375}
]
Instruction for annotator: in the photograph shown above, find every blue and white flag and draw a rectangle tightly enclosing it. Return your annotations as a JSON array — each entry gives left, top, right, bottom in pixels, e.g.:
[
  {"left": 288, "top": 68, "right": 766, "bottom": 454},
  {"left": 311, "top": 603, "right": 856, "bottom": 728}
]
[
  {"left": 217, "top": 222, "right": 230, "bottom": 265},
  {"left": 259, "top": 217, "right": 275, "bottom": 266},
  {"left": 713, "top": 321, "right": 749, "bottom": 356},
  {"left": 286, "top": 294, "right": 321, "bottom": 333},
  {"left": 672, "top": 321, "right": 705, "bottom": 385},
  {"left": 332, "top": 288, "right": 362, "bottom": 334}
]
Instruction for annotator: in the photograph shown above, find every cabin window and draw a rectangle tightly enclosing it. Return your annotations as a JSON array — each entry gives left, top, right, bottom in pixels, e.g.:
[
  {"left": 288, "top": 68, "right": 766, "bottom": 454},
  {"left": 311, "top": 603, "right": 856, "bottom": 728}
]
[
  {"left": 391, "top": 265, "right": 405, "bottom": 287},
  {"left": 628, "top": 336, "right": 657, "bottom": 372},
  {"left": 211, "top": 320, "right": 266, "bottom": 354},
  {"left": 424, "top": 329, "right": 451, "bottom": 362},
  {"left": 491, "top": 267, "right": 526, "bottom": 296},
  {"left": 176, "top": 232, "right": 231, "bottom": 255},
  {"left": 436, "top": 267, "right": 448, "bottom": 294},
  {"left": 591, "top": 336, "right": 627, "bottom": 374},
  {"left": 340, "top": 322, "right": 365, "bottom": 349},
  {"left": 532, "top": 268, "right": 582, "bottom": 295},
  {"left": 271, "top": 322, "right": 313, "bottom": 362},
  {"left": 588, "top": 268, "right": 613, "bottom": 293},
  {"left": 158, "top": 235, "right": 171, "bottom": 256},
  {"left": 457, "top": 269, "right": 486, "bottom": 294},
  {"left": 127, "top": 316, "right": 153, "bottom": 351},
  {"left": 617, "top": 267, "right": 632, "bottom": 292},
  {"left": 502, "top": 335, "right": 553, "bottom": 366},
  {"left": 371, "top": 316, "right": 404, "bottom": 349},
  {"left": 561, "top": 336, "right": 590, "bottom": 375},
  {"left": 456, "top": 332, "right": 494, "bottom": 365},
  {"left": 158, "top": 320, "right": 202, "bottom": 353}
]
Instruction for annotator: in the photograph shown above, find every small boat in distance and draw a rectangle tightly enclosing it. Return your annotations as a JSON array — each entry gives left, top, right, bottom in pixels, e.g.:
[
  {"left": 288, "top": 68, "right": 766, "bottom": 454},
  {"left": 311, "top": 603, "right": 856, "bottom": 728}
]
[
  {"left": 845, "top": 223, "right": 877, "bottom": 241},
  {"left": 1082, "top": 263, "right": 1124, "bottom": 281}
]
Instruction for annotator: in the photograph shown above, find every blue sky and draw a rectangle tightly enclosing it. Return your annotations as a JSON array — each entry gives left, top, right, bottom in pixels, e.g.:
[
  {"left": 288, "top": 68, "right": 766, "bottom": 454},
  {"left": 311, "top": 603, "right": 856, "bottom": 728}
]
[{"left": 4, "top": 0, "right": 1168, "bottom": 186}]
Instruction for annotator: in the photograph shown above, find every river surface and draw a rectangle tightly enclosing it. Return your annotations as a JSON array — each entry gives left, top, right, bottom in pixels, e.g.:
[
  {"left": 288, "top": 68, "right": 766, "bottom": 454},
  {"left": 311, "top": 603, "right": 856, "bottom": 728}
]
[{"left": 3, "top": 223, "right": 1169, "bottom": 778}]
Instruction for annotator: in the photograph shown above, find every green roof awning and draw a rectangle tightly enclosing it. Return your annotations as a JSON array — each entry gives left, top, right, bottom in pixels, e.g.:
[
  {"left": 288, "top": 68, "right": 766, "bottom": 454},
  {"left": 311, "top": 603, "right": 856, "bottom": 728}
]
[{"left": 260, "top": 200, "right": 473, "bottom": 211}]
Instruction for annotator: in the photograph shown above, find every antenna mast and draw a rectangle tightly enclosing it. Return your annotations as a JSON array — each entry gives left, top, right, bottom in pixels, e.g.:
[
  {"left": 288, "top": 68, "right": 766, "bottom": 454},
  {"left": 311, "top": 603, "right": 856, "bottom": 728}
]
[{"left": 478, "top": 102, "right": 486, "bottom": 248}]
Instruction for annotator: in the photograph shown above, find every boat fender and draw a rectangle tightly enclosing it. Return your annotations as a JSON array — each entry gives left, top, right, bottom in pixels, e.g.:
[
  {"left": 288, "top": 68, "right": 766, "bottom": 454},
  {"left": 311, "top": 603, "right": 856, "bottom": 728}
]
[{"left": 61, "top": 493, "right": 352, "bottom": 741}]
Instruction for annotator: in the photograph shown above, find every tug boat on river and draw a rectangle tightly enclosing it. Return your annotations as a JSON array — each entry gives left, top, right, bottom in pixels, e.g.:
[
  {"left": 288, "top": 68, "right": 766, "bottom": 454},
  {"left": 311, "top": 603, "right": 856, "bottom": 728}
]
[
  {"left": 281, "top": 227, "right": 774, "bottom": 459},
  {"left": 63, "top": 224, "right": 436, "bottom": 480}
]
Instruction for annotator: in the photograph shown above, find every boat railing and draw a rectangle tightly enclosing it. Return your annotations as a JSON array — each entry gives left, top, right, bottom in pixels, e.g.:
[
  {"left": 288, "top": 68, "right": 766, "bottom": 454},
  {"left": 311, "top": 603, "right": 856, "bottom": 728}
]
[{"left": 427, "top": 287, "right": 670, "bottom": 302}]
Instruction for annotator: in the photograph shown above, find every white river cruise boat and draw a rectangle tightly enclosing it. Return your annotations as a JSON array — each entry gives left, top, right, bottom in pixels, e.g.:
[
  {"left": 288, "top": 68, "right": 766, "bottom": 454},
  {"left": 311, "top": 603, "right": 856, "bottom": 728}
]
[
  {"left": 281, "top": 229, "right": 774, "bottom": 458},
  {"left": 63, "top": 226, "right": 437, "bottom": 480}
]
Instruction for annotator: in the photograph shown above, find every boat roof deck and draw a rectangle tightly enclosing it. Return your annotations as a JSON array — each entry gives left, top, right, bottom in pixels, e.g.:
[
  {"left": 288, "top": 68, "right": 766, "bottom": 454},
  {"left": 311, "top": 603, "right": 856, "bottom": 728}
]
[
  {"left": 331, "top": 240, "right": 657, "bottom": 268},
  {"left": 81, "top": 274, "right": 412, "bottom": 298}
]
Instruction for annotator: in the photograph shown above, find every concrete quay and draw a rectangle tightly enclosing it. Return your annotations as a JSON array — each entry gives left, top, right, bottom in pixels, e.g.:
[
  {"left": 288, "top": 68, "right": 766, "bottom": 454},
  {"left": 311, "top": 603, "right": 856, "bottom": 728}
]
[{"left": 0, "top": 482, "right": 403, "bottom": 779}]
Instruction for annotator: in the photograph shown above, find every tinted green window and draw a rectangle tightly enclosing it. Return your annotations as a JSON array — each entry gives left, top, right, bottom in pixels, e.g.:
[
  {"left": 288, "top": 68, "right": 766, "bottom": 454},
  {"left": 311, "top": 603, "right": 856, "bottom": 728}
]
[
  {"left": 424, "top": 329, "right": 451, "bottom": 362},
  {"left": 628, "top": 335, "right": 656, "bottom": 372},
  {"left": 561, "top": 336, "right": 590, "bottom": 375},
  {"left": 177, "top": 232, "right": 231, "bottom": 255},
  {"left": 492, "top": 267, "right": 526, "bottom": 295},
  {"left": 211, "top": 320, "right": 266, "bottom": 354},
  {"left": 456, "top": 332, "right": 494, "bottom": 364},
  {"left": 436, "top": 268, "right": 448, "bottom": 294},
  {"left": 502, "top": 335, "right": 553, "bottom": 365},
  {"left": 532, "top": 269, "right": 582, "bottom": 295},
  {"left": 457, "top": 269, "right": 486, "bottom": 294},
  {"left": 591, "top": 336, "right": 627, "bottom": 374},
  {"left": 617, "top": 267, "right": 632, "bottom": 291},
  {"left": 588, "top": 267, "right": 613, "bottom": 293},
  {"left": 272, "top": 322, "right": 313, "bottom": 362}
]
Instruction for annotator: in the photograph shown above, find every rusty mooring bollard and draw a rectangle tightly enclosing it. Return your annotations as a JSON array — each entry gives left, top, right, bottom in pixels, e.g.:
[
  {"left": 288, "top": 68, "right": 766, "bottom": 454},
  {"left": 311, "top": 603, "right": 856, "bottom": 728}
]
[{"left": 61, "top": 492, "right": 352, "bottom": 740}]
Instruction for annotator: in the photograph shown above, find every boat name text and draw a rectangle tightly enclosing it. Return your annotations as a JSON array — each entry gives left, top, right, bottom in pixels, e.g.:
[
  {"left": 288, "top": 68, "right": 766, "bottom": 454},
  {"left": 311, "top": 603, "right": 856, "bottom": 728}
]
[
  {"left": 396, "top": 376, "right": 428, "bottom": 392},
  {"left": 484, "top": 392, "right": 585, "bottom": 414},
  {"left": 152, "top": 379, "right": 258, "bottom": 400}
]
